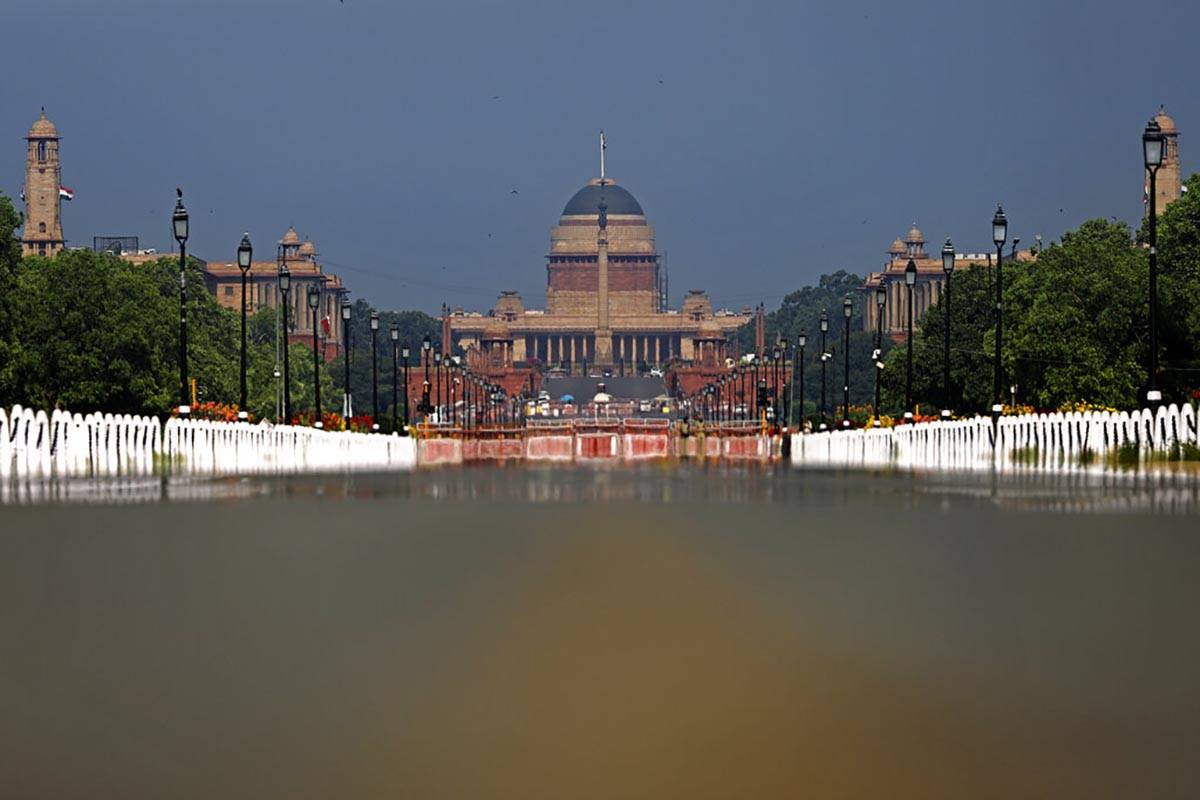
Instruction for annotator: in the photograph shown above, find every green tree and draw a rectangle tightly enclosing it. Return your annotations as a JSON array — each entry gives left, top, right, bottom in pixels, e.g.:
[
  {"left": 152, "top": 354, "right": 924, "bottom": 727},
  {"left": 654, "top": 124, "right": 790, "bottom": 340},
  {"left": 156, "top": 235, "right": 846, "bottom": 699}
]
[
  {"left": 0, "top": 193, "right": 25, "bottom": 400},
  {"left": 1155, "top": 173, "right": 1200, "bottom": 400}
]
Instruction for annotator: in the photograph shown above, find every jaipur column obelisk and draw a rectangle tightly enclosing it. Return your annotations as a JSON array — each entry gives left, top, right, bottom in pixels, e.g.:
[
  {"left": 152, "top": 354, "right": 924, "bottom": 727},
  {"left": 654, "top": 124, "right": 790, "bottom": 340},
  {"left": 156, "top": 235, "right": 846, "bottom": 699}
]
[{"left": 594, "top": 196, "right": 614, "bottom": 366}]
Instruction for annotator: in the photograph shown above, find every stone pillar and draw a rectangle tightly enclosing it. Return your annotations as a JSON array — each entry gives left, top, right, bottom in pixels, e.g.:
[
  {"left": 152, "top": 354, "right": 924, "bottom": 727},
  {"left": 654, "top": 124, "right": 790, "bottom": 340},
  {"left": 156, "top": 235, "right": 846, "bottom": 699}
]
[{"left": 594, "top": 221, "right": 613, "bottom": 366}]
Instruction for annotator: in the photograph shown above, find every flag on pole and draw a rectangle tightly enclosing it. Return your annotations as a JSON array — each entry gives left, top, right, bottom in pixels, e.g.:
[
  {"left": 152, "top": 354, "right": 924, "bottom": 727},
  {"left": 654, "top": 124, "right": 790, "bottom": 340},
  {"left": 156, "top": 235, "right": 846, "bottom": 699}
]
[{"left": 59, "top": 186, "right": 75, "bottom": 201}]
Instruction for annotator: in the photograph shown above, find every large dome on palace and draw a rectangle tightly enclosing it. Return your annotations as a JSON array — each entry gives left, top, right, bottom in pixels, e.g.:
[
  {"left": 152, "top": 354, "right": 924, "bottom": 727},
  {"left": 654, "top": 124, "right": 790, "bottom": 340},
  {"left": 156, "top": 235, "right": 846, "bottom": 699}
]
[{"left": 561, "top": 178, "right": 644, "bottom": 217}]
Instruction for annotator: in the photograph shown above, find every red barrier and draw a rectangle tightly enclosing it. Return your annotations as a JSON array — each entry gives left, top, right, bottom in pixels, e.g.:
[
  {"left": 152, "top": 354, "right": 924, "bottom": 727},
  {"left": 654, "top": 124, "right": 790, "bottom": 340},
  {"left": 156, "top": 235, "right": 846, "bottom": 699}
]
[
  {"left": 418, "top": 437, "right": 463, "bottom": 465},
  {"left": 477, "top": 438, "right": 524, "bottom": 460},
  {"left": 577, "top": 433, "right": 620, "bottom": 459},
  {"left": 623, "top": 433, "right": 670, "bottom": 460},
  {"left": 724, "top": 435, "right": 769, "bottom": 460},
  {"left": 526, "top": 435, "right": 574, "bottom": 461}
]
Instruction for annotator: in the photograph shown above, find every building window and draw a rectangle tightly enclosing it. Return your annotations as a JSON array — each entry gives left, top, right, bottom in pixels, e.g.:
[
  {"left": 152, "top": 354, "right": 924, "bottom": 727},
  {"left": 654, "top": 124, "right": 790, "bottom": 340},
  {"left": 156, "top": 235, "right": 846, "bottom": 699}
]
[
  {"left": 37, "top": 141, "right": 47, "bottom": 162},
  {"left": 38, "top": 222, "right": 46, "bottom": 233},
  {"left": 38, "top": 244, "right": 46, "bottom": 256},
  {"left": 224, "top": 286, "right": 234, "bottom": 297}
]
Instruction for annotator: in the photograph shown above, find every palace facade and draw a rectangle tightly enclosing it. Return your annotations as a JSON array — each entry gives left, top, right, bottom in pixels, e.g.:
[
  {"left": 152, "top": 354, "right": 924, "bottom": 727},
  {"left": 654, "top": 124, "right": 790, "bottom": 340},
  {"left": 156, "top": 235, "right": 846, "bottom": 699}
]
[{"left": 445, "top": 171, "right": 749, "bottom": 376}]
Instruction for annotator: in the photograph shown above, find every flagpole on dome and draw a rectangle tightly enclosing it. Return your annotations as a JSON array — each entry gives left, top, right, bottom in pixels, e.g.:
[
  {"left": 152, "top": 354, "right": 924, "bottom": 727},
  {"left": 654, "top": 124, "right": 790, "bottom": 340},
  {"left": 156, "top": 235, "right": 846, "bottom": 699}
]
[{"left": 599, "top": 130, "right": 606, "bottom": 182}]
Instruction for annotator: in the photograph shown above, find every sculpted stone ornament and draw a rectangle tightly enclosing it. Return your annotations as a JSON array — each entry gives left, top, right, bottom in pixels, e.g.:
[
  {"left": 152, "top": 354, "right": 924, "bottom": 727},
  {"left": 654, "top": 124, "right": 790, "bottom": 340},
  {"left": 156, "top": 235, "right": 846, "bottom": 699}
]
[{"left": 597, "top": 199, "right": 608, "bottom": 231}]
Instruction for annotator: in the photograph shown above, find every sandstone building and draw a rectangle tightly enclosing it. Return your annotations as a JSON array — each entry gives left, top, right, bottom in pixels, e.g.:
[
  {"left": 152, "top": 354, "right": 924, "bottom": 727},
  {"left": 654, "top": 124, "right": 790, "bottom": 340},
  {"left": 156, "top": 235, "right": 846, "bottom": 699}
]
[
  {"left": 21, "top": 109, "right": 67, "bottom": 257},
  {"left": 446, "top": 157, "right": 749, "bottom": 373},
  {"left": 1148, "top": 106, "right": 1182, "bottom": 211}
]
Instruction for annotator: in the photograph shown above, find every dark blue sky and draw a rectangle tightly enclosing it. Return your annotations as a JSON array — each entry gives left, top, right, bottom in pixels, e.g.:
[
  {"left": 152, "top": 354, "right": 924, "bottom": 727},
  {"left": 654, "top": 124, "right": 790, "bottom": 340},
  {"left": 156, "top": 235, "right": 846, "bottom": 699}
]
[{"left": 6, "top": 0, "right": 1196, "bottom": 313}]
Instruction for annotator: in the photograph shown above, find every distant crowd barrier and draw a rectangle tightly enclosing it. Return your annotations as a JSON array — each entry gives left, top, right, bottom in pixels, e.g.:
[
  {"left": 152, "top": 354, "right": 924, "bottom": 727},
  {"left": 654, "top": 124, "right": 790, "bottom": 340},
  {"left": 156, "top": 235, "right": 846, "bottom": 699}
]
[
  {"left": 0, "top": 406, "right": 417, "bottom": 480},
  {"left": 791, "top": 405, "right": 1200, "bottom": 473}
]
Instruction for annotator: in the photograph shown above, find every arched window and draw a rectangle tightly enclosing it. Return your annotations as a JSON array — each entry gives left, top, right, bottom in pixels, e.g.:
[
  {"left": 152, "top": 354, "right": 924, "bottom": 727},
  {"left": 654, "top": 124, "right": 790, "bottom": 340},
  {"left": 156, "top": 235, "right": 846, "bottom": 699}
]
[
  {"left": 37, "top": 141, "right": 47, "bottom": 162},
  {"left": 38, "top": 222, "right": 46, "bottom": 233}
]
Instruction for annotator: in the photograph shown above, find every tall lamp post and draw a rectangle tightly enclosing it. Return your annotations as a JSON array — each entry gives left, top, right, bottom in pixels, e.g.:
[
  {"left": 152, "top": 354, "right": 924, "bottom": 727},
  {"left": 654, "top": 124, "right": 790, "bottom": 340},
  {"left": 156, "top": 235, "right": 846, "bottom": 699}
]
[
  {"left": 941, "top": 238, "right": 956, "bottom": 418},
  {"left": 433, "top": 350, "right": 442, "bottom": 421},
  {"left": 991, "top": 205, "right": 1008, "bottom": 418},
  {"left": 873, "top": 283, "right": 885, "bottom": 426},
  {"left": 401, "top": 344, "right": 411, "bottom": 431},
  {"left": 796, "top": 331, "right": 806, "bottom": 430},
  {"left": 819, "top": 311, "right": 829, "bottom": 431},
  {"left": 1144, "top": 117, "right": 1165, "bottom": 406},
  {"left": 341, "top": 300, "right": 352, "bottom": 418},
  {"left": 904, "top": 259, "right": 917, "bottom": 422},
  {"left": 278, "top": 262, "right": 292, "bottom": 424},
  {"left": 307, "top": 284, "right": 323, "bottom": 428},
  {"left": 421, "top": 335, "right": 432, "bottom": 420},
  {"left": 173, "top": 190, "right": 190, "bottom": 417},
  {"left": 779, "top": 336, "right": 789, "bottom": 428},
  {"left": 390, "top": 323, "right": 400, "bottom": 433},
  {"left": 236, "top": 233, "right": 252, "bottom": 420},
  {"left": 842, "top": 296, "right": 852, "bottom": 428},
  {"left": 370, "top": 311, "right": 380, "bottom": 431},
  {"left": 443, "top": 355, "right": 454, "bottom": 426}
]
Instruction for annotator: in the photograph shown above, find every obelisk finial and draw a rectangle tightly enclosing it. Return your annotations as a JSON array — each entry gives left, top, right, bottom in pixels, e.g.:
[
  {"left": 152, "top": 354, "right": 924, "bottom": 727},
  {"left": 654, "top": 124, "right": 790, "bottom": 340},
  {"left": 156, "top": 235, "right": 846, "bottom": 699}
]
[{"left": 599, "top": 129, "right": 607, "bottom": 181}]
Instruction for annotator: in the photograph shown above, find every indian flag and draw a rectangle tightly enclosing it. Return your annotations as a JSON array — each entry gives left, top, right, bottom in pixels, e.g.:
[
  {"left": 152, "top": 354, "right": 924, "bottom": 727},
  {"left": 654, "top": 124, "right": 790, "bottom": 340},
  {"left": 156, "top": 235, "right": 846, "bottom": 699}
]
[{"left": 59, "top": 186, "right": 74, "bottom": 201}]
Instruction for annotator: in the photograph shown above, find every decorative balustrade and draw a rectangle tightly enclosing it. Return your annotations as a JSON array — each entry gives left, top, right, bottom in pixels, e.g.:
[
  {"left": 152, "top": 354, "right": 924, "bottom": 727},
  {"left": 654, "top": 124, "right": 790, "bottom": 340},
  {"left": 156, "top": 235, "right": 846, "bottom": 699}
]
[
  {"left": 1, "top": 406, "right": 417, "bottom": 480},
  {"left": 791, "top": 405, "right": 1200, "bottom": 472}
]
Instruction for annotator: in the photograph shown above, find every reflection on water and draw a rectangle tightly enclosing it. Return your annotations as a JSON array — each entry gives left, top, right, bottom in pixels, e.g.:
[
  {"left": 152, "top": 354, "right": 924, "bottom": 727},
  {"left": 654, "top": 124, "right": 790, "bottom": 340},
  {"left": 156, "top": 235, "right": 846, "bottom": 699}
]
[
  {"left": 5, "top": 463, "right": 1200, "bottom": 514},
  {"left": 2, "top": 466, "right": 1199, "bottom": 798}
]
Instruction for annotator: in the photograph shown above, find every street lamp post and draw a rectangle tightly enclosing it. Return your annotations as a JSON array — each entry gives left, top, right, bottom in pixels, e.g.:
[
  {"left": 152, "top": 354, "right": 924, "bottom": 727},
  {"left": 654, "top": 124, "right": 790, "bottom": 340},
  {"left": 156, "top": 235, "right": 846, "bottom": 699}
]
[
  {"left": 307, "top": 284, "right": 322, "bottom": 428},
  {"left": 1144, "top": 118, "right": 1165, "bottom": 406},
  {"left": 941, "top": 238, "right": 956, "bottom": 418},
  {"left": 341, "top": 300, "right": 352, "bottom": 418},
  {"left": 873, "top": 283, "right": 885, "bottom": 425},
  {"left": 904, "top": 259, "right": 917, "bottom": 422},
  {"left": 779, "top": 337, "right": 789, "bottom": 428},
  {"left": 819, "top": 311, "right": 828, "bottom": 431},
  {"left": 421, "top": 335, "right": 432, "bottom": 420},
  {"left": 237, "top": 233, "right": 252, "bottom": 420},
  {"left": 433, "top": 350, "right": 442, "bottom": 421},
  {"left": 401, "top": 344, "right": 410, "bottom": 431},
  {"left": 443, "top": 355, "right": 454, "bottom": 427},
  {"left": 173, "top": 190, "right": 190, "bottom": 417},
  {"left": 992, "top": 205, "right": 1008, "bottom": 418},
  {"left": 842, "top": 296, "right": 852, "bottom": 428},
  {"left": 370, "top": 311, "right": 379, "bottom": 431},
  {"left": 795, "top": 331, "right": 806, "bottom": 430},
  {"left": 278, "top": 262, "right": 291, "bottom": 424},
  {"left": 390, "top": 323, "right": 399, "bottom": 433}
]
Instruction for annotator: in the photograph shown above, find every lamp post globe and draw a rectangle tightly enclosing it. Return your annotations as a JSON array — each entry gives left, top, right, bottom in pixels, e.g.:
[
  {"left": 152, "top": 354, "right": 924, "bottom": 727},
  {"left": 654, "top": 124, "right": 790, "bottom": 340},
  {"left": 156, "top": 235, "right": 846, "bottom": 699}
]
[
  {"left": 236, "top": 233, "right": 253, "bottom": 420},
  {"left": 173, "top": 190, "right": 190, "bottom": 418},
  {"left": 991, "top": 205, "right": 1008, "bottom": 417},
  {"left": 1144, "top": 117, "right": 1166, "bottom": 405}
]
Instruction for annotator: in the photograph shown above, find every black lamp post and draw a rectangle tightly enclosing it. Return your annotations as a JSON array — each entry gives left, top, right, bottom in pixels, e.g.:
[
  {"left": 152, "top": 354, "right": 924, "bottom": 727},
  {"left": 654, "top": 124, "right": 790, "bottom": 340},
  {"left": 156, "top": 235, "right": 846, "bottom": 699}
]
[
  {"left": 278, "top": 262, "right": 291, "bottom": 424},
  {"left": 421, "top": 335, "right": 432, "bottom": 419},
  {"left": 370, "top": 311, "right": 380, "bottom": 431},
  {"left": 173, "top": 190, "right": 190, "bottom": 417},
  {"left": 433, "top": 350, "right": 442, "bottom": 421},
  {"left": 443, "top": 355, "right": 454, "bottom": 426},
  {"left": 842, "top": 296, "right": 852, "bottom": 428},
  {"left": 307, "top": 284, "right": 322, "bottom": 427},
  {"left": 237, "top": 233, "right": 252, "bottom": 420},
  {"left": 796, "top": 331, "right": 806, "bottom": 430},
  {"left": 779, "top": 336, "right": 789, "bottom": 427},
  {"left": 341, "top": 299, "right": 352, "bottom": 417},
  {"left": 819, "top": 311, "right": 828, "bottom": 431},
  {"left": 772, "top": 345, "right": 782, "bottom": 422},
  {"left": 904, "top": 259, "right": 916, "bottom": 421},
  {"left": 390, "top": 323, "right": 399, "bottom": 433},
  {"left": 1144, "top": 117, "right": 1165, "bottom": 406},
  {"left": 991, "top": 205, "right": 1008, "bottom": 417},
  {"left": 401, "top": 344, "right": 410, "bottom": 431},
  {"left": 941, "top": 238, "right": 956, "bottom": 418},
  {"left": 873, "top": 283, "right": 886, "bottom": 426}
]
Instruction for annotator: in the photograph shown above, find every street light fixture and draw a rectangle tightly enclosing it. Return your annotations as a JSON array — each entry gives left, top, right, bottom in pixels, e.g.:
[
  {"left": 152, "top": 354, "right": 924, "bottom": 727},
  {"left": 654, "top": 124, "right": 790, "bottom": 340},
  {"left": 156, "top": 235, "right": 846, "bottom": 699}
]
[
  {"left": 904, "top": 258, "right": 917, "bottom": 422},
  {"left": 401, "top": 344, "right": 411, "bottom": 432},
  {"left": 307, "top": 284, "right": 322, "bottom": 428},
  {"left": 341, "top": 299, "right": 352, "bottom": 417},
  {"left": 173, "top": 190, "right": 190, "bottom": 418},
  {"left": 421, "top": 335, "right": 432, "bottom": 419},
  {"left": 1144, "top": 117, "right": 1166, "bottom": 405},
  {"left": 390, "top": 322, "right": 400, "bottom": 433},
  {"left": 779, "top": 336, "right": 789, "bottom": 428},
  {"left": 873, "top": 282, "right": 886, "bottom": 426},
  {"left": 842, "top": 296, "right": 852, "bottom": 428},
  {"left": 370, "top": 311, "right": 379, "bottom": 431},
  {"left": 819, "top": 311, "right": 828, "bottom": 431},
  {"left": 236, "top": 233, "right": 252, "bottom": 420},
  {"left": 796, "top": 331, "right": 806, "bottom": 430},
  {"left": 991, "top": 204, "right": 1008, "bottom": 417},
  {"left": 277, "top": 262, "right": 291, "bottom": 424},
  {"left": 941, "top": 238, "right": 956, "bottom": 419}
]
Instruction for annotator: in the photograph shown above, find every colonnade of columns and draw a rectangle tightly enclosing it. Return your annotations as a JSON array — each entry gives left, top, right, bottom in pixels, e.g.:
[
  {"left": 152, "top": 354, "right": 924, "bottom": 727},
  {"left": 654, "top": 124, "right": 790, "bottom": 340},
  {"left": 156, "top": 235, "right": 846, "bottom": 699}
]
[
  {"left": 866, "top": 278, "right": 944, "bottom": 336},
  {"left": 523, "top": 333, "right": 681, "bottom": 367}
]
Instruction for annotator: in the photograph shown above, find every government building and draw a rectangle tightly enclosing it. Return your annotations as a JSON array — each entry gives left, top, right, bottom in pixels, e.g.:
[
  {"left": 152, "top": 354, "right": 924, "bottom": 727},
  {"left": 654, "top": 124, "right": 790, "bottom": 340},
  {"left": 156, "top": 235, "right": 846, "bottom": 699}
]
[{"left": 444, "top": 162, "right": 749, "bottom": 378}]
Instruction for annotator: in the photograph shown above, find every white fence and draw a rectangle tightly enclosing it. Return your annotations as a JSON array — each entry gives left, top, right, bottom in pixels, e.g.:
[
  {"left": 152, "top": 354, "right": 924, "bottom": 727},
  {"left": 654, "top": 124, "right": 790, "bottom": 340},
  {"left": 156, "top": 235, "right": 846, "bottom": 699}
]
[
  {"left": 792, "top": 404, "right": 1200, "bottom": 473},
  {"left": 0, "top": 406, "right": 417, "bottom": 480}
]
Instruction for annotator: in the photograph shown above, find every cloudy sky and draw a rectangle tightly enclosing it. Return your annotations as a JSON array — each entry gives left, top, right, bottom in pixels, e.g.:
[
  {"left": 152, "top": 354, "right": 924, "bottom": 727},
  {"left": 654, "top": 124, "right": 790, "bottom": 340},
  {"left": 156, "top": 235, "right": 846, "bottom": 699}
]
[{"left": 5, "top": 0, "right": 1196, "bottom": 312}]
